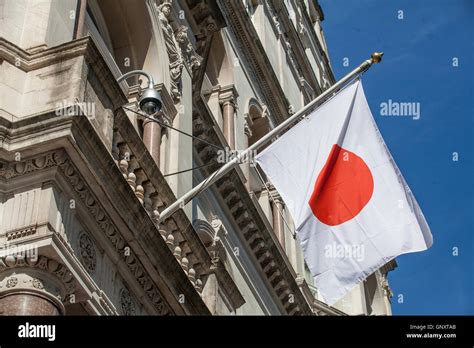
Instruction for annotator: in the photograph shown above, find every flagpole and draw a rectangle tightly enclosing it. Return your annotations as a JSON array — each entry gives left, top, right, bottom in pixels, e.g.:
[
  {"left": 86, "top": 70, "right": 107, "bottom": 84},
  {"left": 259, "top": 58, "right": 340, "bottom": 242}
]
[{"left": 158, "top": 52, "right": 384, "bottom": 223}]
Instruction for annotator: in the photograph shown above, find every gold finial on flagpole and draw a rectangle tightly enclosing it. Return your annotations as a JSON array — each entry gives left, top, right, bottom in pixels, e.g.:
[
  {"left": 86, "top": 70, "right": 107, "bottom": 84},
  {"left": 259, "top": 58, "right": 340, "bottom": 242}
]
[{"left": 371, "top": 52, "right": 384, "bottom": 64}]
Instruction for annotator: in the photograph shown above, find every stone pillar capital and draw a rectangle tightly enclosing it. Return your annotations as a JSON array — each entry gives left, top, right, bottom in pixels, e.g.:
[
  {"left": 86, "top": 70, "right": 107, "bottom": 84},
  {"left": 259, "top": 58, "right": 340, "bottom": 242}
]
[
  {"left": 0, "top": 254, "right": 77, "bottom": 315},
  {"left": 219, "top": 85, "right": 238, "bottom": 150},
  {"left": 218, "top": 85, "right": 239, "bottom": 107}
]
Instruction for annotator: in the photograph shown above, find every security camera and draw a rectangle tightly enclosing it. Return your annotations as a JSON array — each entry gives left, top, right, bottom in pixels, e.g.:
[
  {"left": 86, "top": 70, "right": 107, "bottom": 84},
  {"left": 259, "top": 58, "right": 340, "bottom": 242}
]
[
  {"left": 117, "top": 70, "right": 162, "bottom": 115},
  {"left": 139, "top": 87, "right": 162, "bottom": 115}
]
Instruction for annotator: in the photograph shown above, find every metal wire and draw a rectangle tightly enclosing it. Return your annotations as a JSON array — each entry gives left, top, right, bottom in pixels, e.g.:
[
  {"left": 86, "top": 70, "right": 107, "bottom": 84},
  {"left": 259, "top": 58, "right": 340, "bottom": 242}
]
[
  {"left": 163, "top": 161, "right": 217, "bottom": 177},
  {"left": 122, "top": 106, "right": 225, "bottom": 152}
]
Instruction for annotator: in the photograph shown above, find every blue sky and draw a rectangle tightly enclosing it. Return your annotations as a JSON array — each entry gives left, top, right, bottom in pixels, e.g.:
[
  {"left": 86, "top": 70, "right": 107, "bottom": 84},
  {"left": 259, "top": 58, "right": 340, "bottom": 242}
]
[{"left": 319, "top": 0, "right": 473, "bottom": 314}]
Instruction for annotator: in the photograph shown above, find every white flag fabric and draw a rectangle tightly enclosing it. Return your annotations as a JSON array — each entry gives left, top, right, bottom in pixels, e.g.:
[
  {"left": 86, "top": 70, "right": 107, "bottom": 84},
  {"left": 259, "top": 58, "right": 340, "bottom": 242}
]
[{"left": 255, "top": 80, "right": 433, "bottom": 305}]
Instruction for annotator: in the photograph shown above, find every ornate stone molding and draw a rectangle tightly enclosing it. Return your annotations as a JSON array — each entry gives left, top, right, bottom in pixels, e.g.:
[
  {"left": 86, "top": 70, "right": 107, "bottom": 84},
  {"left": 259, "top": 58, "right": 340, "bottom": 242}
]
[
  {"left": 6, "top": 225, "right": 37, "bottom": 241},
  {"left": 0, "top": 254, "right": 76, "bottom": 305},
  {"left": 188, "top": 1, "right": 224, "bottom": 45},
  {"left": 56, "top": 152, "right": 170, "bottom": 315},
  {"left": 120, "top": 287, "right": 137, "bottom": 316},
  {"left": 381, "top": 275, "right": 393, "bottom": 299},
  {"left": 0, "top": 152, "right": 59, "bottom": 179},
  {"left": 78, "top": 232, "right": 97, "bottom": 275},
  {"left": 0, "top": 150, "right": 170, "bottom": 315}
]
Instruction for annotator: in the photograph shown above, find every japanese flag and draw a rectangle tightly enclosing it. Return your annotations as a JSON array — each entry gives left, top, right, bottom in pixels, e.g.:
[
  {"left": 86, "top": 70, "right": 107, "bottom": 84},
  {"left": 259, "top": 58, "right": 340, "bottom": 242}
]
[{"left": 255, "top": 80, "right": 433, "bottom": 305}]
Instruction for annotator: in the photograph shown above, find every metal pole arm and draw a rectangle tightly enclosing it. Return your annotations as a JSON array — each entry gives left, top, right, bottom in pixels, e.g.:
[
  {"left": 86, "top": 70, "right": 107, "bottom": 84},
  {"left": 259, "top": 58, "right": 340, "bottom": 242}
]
[
  {"left": 117, "top": 70, "right": 155, "bottom": 88},
  {"left": 158, "top": 52, "right": 384, "bottom": 223}
]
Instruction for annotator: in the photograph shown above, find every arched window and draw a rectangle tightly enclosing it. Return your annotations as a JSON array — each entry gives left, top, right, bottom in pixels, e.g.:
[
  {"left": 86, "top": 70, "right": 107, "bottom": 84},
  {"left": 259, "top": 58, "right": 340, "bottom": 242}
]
[{"left": 246, "top": 98, "right": 270, "bottom": 147}]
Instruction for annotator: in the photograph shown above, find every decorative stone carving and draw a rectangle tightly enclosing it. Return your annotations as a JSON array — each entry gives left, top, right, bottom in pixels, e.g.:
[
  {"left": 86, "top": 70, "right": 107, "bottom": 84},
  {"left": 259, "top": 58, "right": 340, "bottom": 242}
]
[
  {"left": 210, "top": 215, "right": 223, "bottom": 233},
  {"left": 6, "top": 226, "right": 37, "bottom": 241},
  {"left": 195, "top": 278, "right": 203, "bottom": 293},
  {"left": 155, "top": 1, "right": 208, "bottom": 100},
  {"left": 200, "top": 15, "right": 218, "bottom": 36},
  {"left": 209, "top": 215, "right": 228, "bottom": 270},
  {"left": 120, "top": 287, "right": 136, "bottom": 316},
  {"left": 78, "top": 232, "right": 97, "bottom": 274},
  {"left": 32, "top": 278, "right": 44, "bottom": 290},
  {"left": 156, "top": 0, "right": 183, "bottom": 102},
  {"left": 56, "top": 154, "right": 169, "bottom": 315},
  {"left": 113, "top": 129, "right": 208, "bottom": 306},
  {"left": 0, "top": 152, "right": 63, "bottom": 180},
  {"left": 175, "top": 25, "right": 203, "bottom": 72},
  {"left": 6, "top": 276, "right": 18, "bottom": 288},
  {"left": 0, "top": 254, "right": 75, "bottom": 299}
]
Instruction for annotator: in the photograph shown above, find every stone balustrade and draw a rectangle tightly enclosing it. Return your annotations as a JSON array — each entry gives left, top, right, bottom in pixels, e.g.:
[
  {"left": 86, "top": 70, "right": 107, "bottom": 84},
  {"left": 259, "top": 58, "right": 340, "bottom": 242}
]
[{"left": 112, "top": 125, "right": 204, "bottom": 295}]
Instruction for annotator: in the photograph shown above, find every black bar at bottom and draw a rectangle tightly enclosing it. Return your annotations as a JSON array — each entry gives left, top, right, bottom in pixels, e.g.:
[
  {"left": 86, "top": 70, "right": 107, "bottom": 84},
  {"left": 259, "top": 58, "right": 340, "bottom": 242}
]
[{"left": 0, "top": 315, "right": 471, "bottom": 346}]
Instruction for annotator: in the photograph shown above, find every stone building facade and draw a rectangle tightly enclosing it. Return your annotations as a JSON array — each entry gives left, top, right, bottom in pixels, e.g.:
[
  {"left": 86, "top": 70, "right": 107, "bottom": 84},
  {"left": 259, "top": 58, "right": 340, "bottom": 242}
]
[{"left": 0, "top": 0, "right": 396, "bottom": 315}]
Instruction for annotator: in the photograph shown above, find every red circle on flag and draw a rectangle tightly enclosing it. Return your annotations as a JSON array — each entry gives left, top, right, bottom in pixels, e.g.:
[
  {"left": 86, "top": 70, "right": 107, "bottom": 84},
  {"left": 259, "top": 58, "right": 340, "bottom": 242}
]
[{"left": 308, "top": 144, "right": 374, "bottom": 226}]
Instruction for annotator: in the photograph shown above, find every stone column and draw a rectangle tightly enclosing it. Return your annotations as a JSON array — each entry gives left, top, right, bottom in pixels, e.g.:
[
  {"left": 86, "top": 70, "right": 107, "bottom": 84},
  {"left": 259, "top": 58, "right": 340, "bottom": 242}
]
[
  {"left": 0, "top": 272, "right": 64, "bottom": 315},
  {"left": 219, "top": 86, "right": 238, "bottom": 150},
  {"left": 142, "top": 116, "right": 164, "bottom": 167},
  {"left": 270, "top": 188, "right": 286, "bottom": 252},
  {"left": 222, "top": 101, "right": 235, "bottom": 149},
  {"left": 0, "top": 255, "right": 75, "bottom": 316}
]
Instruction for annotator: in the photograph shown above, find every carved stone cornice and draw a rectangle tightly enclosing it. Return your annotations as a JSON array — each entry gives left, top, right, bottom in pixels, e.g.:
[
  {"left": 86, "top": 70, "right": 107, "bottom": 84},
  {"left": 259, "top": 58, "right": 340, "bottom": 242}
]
[{"left": 0, "top": 126, "right": 209, "bottom": 315}]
